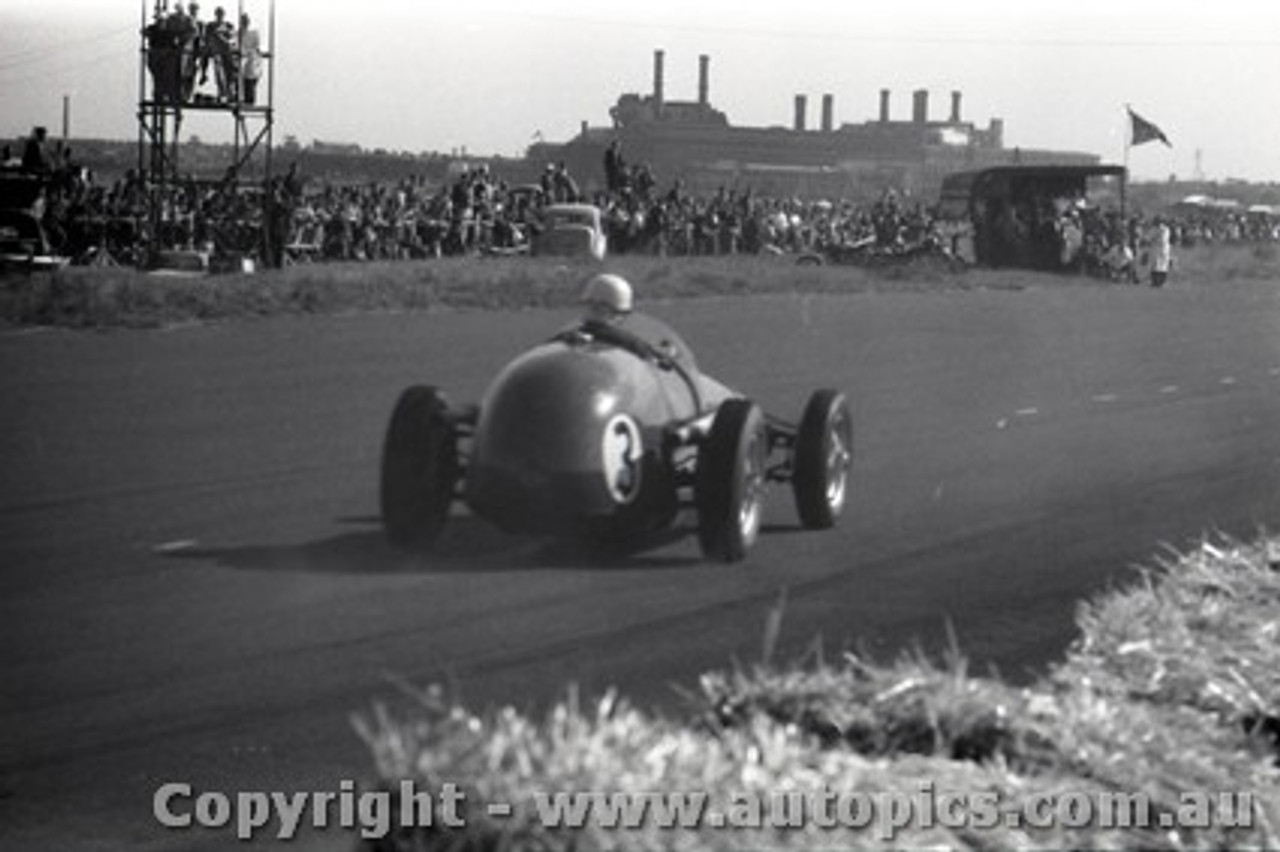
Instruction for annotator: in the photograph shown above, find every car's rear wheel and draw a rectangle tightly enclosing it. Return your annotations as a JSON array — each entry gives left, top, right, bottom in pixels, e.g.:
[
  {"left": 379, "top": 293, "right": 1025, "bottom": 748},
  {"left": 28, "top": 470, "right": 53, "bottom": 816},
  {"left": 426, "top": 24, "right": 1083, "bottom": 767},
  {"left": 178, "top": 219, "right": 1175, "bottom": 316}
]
[
  {"left": 696, "top": 399, "right": 767, "bottom": 563},
  {"left": 380, "top": 385, "right": 459, "bottom": 551},
  {"left": 793, "top": 389, "right": 853, "bottom": 529}
]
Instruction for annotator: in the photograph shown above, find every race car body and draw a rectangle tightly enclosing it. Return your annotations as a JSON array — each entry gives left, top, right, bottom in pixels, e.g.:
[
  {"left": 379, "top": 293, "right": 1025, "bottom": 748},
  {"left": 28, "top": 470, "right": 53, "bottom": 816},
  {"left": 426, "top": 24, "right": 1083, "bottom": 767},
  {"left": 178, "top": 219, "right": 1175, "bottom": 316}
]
[{"left": 380, "top": 313, "right": 852, "bottom": 561}]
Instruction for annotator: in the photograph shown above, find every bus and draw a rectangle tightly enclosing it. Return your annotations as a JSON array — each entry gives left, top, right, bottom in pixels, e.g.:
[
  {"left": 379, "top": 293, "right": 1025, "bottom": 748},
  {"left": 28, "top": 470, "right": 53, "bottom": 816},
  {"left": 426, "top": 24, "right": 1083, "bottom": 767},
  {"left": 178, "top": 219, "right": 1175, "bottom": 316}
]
[{"left": 937, "top": 164, "right": 1127, "bottom": 270}]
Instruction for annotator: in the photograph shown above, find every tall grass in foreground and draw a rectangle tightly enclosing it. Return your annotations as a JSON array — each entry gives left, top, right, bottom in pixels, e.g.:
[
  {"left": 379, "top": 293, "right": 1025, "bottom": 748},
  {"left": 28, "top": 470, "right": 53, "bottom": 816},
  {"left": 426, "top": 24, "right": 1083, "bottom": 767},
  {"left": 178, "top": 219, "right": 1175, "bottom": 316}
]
[
  {"left": 3, "top": 243, "right": 1276, "bottom": 330},
  {"left": 354, "top": 536, "right": 1280, "bottom": 851}
]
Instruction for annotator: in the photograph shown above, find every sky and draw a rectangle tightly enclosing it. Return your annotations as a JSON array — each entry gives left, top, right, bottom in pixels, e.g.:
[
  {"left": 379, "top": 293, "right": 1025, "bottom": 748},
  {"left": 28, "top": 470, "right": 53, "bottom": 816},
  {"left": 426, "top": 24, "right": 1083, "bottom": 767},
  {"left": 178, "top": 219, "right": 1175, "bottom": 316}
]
[{"left": 2, "top": 0, "right": 1279, "bottom": 183}]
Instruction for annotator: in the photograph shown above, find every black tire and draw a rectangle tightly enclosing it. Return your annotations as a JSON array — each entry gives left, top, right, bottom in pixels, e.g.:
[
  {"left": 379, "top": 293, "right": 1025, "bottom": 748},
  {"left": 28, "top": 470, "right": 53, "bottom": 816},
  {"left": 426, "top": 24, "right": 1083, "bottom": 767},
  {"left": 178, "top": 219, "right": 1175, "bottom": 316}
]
[
  {"left": 380, "top": 386, "right": 459, "bottom": 551},
  {"left": 696, "top": 399, "right": 767, "bottom": 563},
  {"left": 792, "top": 389, "right": 853, "bottom": 529}
]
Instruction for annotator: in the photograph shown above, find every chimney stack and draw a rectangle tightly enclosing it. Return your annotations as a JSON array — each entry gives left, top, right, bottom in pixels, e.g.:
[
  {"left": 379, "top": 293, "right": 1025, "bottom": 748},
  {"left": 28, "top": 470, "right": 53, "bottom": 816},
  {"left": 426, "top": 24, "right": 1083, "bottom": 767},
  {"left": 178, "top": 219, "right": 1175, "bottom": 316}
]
[
  {"left": 912, "top": 89, "right": 929, "bottom": 124},
  {"left": 989, "top": 118, "right": 1004, "bottom": 148},
  {"left": 794, "top": 94, "right": 808, "bottom": 131},
  {"left": 950, "top": 90, "right": 962, "bottom": 123},
  {"left": 653, "top": 50, "right": 665, "bottom": 113},
  {"left": 879, "top": 89, "right": 891, "bottom": 123},
  {"left": 821, "top": 94, "right": 834, "bottom": 132},
  {"left": 698, "top": 54, "right": 710, "bottom": 106}
]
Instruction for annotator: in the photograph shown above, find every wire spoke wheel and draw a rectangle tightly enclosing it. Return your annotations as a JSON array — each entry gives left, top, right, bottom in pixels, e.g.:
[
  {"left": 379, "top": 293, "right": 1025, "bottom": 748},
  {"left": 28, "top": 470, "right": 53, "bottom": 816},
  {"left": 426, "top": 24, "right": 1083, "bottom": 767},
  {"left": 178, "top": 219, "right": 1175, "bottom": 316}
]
[
  {"left": 696, "top": 399, "right": 767, "bottom": 563},
  {"left": 793, "top": 389, "right": 853, "bottom": 530}
]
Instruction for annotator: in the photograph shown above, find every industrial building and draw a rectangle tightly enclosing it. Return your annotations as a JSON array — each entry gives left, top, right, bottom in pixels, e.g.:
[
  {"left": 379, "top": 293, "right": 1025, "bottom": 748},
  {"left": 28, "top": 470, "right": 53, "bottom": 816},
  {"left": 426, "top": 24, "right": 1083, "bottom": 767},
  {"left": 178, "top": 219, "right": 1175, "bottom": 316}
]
[{"left": 528, "top": 50, "right": 1100, "bottom": 200}]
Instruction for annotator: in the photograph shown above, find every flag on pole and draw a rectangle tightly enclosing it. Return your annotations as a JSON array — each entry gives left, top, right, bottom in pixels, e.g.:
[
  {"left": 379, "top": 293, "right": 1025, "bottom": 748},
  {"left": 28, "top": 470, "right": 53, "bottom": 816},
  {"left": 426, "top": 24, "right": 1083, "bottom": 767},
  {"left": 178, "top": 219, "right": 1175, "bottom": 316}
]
[{"left": 1128, "top": 107, "right": 1171, "bottom": 147}]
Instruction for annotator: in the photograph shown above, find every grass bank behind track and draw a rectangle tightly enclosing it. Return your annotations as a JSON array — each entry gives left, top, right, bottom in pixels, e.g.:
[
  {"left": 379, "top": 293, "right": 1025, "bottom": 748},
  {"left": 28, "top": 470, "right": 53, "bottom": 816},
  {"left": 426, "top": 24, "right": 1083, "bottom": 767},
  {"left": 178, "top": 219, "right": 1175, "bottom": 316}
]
[{"left": 2, "top": 243, "right": 1277, "bottom": 330}]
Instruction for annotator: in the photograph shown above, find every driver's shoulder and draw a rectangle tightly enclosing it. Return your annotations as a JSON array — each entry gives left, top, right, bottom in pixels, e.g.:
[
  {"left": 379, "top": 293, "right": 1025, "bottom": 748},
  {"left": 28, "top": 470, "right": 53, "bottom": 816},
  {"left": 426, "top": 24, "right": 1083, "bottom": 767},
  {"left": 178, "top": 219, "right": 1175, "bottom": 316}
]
[{"left": 618, "top": 312, "right": 695, "bottom": 364}]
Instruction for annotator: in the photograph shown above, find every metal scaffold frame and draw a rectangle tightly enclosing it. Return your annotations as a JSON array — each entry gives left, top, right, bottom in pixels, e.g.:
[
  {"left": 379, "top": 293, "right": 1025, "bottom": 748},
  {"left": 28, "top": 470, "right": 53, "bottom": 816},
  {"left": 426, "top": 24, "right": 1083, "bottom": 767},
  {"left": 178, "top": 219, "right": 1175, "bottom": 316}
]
[{"left": 136, "top": 0, "right": 276, "bottom": 267}]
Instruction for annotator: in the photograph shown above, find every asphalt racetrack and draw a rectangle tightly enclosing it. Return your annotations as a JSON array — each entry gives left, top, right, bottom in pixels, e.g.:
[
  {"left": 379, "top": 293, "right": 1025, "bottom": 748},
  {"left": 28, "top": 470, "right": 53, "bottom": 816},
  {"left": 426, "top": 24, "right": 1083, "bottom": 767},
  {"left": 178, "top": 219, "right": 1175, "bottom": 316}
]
[{"left": 3, "top": 280, "right": 1279, "bottom": 849}]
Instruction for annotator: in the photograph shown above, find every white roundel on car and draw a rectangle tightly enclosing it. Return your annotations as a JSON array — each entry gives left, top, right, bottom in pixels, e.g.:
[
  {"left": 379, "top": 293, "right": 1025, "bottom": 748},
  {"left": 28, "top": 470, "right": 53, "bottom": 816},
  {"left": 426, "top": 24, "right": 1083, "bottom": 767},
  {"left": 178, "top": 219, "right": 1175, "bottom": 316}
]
[{"left": 601, "top": 414, "right": 643, "bottom": 504}]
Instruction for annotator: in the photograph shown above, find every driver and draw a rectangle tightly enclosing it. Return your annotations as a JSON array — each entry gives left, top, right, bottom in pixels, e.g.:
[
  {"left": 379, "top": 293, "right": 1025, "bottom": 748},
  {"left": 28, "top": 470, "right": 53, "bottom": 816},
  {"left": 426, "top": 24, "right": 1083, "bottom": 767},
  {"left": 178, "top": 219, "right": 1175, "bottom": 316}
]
[{"left": 576, "top": 273, "right": 736, "bottom": 412}]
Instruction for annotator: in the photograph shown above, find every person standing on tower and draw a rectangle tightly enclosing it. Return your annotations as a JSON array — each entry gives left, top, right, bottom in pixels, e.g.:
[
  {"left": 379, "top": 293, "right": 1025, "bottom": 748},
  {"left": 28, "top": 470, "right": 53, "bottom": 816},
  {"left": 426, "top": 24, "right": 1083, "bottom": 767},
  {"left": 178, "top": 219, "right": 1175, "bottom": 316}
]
[
  {"left": 173, "top": 2, "right": 202, "bottom": 101},
  {"left": 238, "top": 12, "right": 264, "bottom": 105},
  {"left": 203, "top": 6, "right": 236, "bottom": 102}
]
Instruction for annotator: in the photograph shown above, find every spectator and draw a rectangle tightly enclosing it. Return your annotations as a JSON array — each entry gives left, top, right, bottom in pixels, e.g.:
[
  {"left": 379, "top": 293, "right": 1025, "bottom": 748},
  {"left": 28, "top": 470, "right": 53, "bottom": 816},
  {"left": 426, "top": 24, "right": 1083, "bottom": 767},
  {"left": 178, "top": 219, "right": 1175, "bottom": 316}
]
[
  {"left": 172, "top": 2, "right": 202, "bottom": 101},
  {"left": 238, "top": 12, "right": 264, "bottom": 105},
  {"left": 1058, "top": 209, "right": 1084, "bottom": 269},
  {"left": 202, "top": 6, "right": 237, "bottom": 102},
  {"left": 21, "top": 126, "right": 52, "bottom": 175},
  {"left": 551, "top": 161, "right": 579, "bottom": 203},
  {"left": 144, "top": 7, "right": 183, "bottom": 103},
  {"left": 603, "top": 140, "right": 625, "bottom": 193},
  {"left": 1148, "top": 217, "right": 1172, "bottom": 288}
]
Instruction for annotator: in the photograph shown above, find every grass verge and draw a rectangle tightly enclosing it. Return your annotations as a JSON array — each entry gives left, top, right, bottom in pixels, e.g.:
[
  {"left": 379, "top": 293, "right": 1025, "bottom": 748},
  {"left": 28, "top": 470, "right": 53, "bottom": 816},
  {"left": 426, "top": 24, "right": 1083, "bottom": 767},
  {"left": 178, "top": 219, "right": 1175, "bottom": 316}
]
[
  {"left": 354, "top": 535, "right": 1280, "bottom": 850},
  {"left": 3, "top": 243, "right": 1277, "bottom": 330}
]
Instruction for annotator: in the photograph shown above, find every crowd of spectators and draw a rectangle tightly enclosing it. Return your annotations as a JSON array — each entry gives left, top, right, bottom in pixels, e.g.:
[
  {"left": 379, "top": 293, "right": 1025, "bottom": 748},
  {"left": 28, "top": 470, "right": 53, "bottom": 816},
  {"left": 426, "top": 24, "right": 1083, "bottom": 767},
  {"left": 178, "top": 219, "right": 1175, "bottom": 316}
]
[
  {"left": 1, "top": 126, "right": 279, "bottom": 267},
  {"left": 283, "top": 166, "right": 950, "bottom": 263},
  {"left": 4, "top": 124, "right": 1277, "bottom": 275},
  {"left": 955, "top": 182, "right": 1278, "bottom": 283}
]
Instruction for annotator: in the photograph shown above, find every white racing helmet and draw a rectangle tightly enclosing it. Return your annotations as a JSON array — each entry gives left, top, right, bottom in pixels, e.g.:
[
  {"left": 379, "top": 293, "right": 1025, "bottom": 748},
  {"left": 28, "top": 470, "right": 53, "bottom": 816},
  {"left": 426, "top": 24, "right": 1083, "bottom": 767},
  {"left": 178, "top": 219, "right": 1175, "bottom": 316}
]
[{"left": 582, "top": 273, "right": 633, "bottom": 317}]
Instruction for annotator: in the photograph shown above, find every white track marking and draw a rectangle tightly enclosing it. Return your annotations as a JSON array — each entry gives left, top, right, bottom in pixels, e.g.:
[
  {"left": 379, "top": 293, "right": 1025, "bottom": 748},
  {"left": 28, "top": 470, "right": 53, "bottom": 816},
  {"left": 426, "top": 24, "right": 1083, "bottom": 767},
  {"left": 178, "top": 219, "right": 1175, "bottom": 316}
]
[
  {"left": 152, "top": 539, "right": 198, "bottom": 554},
  {"left": 1015, "top": 407, "right": 1039, "bottom": 417},
  {"left": 1220, "top": 376, "right": 1237, "bottom": 386},
  {"left": 1159, "top": 385, "right": 1179, "bottom": 394},
  {"left": 1092, "top": 393, "right": 1118, "bottom": 404}
]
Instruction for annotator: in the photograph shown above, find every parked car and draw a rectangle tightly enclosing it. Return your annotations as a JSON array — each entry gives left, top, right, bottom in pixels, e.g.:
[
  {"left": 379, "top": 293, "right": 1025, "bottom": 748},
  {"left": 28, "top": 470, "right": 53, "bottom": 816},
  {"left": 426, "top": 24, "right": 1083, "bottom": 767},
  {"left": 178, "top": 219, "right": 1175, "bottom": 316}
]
[{"left": 532, "top": 203, "right": 608, "bottom": 260}]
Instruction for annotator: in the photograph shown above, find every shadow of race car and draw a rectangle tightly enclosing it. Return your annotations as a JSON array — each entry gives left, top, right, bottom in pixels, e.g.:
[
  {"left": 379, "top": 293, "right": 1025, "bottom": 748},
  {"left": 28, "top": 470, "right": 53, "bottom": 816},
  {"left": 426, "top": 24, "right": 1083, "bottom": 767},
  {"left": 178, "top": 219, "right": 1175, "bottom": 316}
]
[{"left": 380, "top": 314, "right": 852, "bottom": 562}]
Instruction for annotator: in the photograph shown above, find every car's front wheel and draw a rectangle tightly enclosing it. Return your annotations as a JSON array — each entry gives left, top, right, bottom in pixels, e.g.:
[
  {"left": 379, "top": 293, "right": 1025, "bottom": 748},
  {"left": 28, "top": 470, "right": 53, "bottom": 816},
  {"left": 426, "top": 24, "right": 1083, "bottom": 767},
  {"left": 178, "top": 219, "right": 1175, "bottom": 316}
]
[
  {"left": 696, "top": 399, "right": 767, "bottom": 563},
  {"left": 380, "top": 385, "right": 459, "bottom": 552}
]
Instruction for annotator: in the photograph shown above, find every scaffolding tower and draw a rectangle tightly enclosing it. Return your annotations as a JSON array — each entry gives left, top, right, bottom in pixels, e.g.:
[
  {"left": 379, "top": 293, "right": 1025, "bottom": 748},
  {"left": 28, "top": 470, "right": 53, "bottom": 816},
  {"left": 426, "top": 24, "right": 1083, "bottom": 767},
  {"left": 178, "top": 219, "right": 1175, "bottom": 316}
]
[{"left": 137, "top": 0, "right": 276, "bottom": 267}]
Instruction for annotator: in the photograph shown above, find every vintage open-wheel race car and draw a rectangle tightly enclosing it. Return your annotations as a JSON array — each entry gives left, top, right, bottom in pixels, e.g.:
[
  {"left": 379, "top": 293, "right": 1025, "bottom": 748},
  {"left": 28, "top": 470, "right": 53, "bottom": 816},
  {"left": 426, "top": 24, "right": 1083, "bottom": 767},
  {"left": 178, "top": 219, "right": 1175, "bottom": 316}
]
[{"left": 379, "top": 307, "right": 852, "bottom": 563}]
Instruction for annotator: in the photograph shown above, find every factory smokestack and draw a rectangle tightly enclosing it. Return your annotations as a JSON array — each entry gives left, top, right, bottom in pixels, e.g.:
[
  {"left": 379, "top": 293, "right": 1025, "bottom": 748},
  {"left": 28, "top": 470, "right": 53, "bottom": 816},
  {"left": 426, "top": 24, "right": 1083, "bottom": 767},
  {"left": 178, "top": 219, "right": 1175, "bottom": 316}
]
[
  {"left": 698, "top": 54, "right": 709, "bottom": 106},
  {"left": 821, "top": 94, "right": 834, "bottom": 132},
  {"left": 879, "top": 89, "right": 891, "bottom": 123},
  {"left": 950, "top": 90, "right": 962, "bottom": 123},
  {"left": 653, "top": 50, "right": 665, "bottom": 112},
  {"left": 794, "top": 94, "right": 808, "bottom": 131},
  {"left": 912, "top": 89, "right": 929, "bottom": 124}
]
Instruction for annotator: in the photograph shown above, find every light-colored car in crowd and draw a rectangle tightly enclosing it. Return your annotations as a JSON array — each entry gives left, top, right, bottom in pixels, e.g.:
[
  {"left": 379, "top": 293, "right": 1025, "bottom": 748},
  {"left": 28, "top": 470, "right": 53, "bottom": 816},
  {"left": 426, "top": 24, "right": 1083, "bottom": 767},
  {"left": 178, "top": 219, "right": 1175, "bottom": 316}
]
[{"left": 532, "top": 203, "right": 608, "bottom": 260}]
